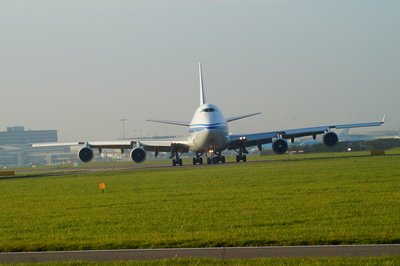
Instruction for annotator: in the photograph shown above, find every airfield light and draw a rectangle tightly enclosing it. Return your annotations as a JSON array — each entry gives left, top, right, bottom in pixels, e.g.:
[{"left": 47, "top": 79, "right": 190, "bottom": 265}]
[{"left": 99, "top": 183, "right": 106, "bottom": 193}]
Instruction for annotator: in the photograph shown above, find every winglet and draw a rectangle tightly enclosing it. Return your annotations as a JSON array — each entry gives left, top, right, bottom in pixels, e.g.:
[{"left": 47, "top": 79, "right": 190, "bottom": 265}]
[
  {"left": 382, "top": 114, "right": 386, "bottom": 124},
  {"left": 199, "top": 63, "right": 206, "bottom": 105}
]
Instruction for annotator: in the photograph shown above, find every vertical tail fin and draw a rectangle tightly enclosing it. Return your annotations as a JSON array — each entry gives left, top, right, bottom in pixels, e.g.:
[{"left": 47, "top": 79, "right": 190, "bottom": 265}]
[{"left": 199, "top": 63, "right": 206, "bottom": 105}]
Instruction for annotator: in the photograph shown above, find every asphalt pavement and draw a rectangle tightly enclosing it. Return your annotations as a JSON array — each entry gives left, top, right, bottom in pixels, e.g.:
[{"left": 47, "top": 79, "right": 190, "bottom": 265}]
[{"left": 1, "top": 245, "right": 400, "bottom": 263}]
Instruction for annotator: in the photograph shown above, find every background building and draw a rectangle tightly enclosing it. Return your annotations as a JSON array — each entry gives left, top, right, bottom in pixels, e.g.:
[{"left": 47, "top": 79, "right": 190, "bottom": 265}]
[
  {"left": 0, "top": 126, "right": 57, "bottom": 146},
  {"left": 0, "top": 126, "right": 62, "bottom": 166}
]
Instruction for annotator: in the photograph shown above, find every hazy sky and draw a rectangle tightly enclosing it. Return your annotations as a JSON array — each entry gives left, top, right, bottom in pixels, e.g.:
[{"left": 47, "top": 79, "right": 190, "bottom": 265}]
[{"left": 1, "top": 0, "right": 399, "bottom": 141}]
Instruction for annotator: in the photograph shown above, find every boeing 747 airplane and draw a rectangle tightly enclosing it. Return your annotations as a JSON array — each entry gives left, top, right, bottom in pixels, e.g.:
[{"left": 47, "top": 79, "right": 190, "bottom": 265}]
[{"left": 30, "top": 64, "right": 385, "bottom": 166}]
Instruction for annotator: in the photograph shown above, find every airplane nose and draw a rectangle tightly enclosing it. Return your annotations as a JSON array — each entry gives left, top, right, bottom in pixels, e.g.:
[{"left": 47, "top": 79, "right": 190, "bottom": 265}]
[{"left": 193, "top": 129, "right": 226, "bottom": 151}]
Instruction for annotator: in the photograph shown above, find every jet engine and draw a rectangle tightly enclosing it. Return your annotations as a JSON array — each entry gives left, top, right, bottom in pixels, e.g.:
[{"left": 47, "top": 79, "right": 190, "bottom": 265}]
[
  {"left": 323, "top": 131, "right": 339, "bottom": 147},
  {"left": 78, "top": 147, "right": 94, "bottom": 163},
  {"left": 130, "top": 147, "right": 147, "bottom": 163},
  {"left": 272, "top": 138, "right": 288, "bottom": 154}
]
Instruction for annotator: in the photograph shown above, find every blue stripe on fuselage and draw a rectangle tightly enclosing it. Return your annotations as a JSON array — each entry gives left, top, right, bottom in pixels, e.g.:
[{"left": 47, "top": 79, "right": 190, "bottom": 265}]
[{"left": 189, "top": 123, "right": 228, "bottom": 133}]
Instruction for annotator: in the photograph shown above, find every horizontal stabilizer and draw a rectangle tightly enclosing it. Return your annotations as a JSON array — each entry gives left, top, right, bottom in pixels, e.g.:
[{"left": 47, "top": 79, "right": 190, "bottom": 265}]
[
  {"left": 146, "top": 119, "right": 190, "bottom": 126},
  {"left": 227, "top": 112, "right": 261, "bottom": 123}
]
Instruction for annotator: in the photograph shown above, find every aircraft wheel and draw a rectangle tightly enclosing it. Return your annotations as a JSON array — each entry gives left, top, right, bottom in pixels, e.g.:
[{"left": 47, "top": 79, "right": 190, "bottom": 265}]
[
  {"left": 221, "top": 156, "right": 226, "bottom": 163},
  {"left": 179, "top": 159, "right": 183, "bottom": 166},
  {"left": 193, "top": 158, "right": 197, "bottom": 165},
  {"left": 213, "top": 157, "right": 218, "bottom": 164},
  {"left": 199, "top": 158, "right": 203, "bottom": 164},
  {"left": 243, "top": 155, "right": 247, "bottom": 162},
  {"left": 207, "top": 158, "right": 212, "bottom": 164},
  {"left": 236, "top": 155, "right": 240, "bottom": 162},
  {"left": 172, "top": 159, "right": 176, "bottom": 166}
]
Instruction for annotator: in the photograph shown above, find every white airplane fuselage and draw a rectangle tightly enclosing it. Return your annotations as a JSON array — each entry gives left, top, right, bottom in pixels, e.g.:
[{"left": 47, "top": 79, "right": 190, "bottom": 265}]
[{"left": 188, "top": 103, "right": 230, "bottom": 153}]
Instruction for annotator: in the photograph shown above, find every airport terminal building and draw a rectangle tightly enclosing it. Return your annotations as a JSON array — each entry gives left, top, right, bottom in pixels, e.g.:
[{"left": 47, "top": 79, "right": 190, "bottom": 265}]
[
  {"left": 0, "top": 126, "right": 154, "bottom": 166},
  {"left": 0, "top": 126, "right": 57, "bottom": 146},
  {"left": 0, "top": 126, "right": 69, "bottom": 166}
]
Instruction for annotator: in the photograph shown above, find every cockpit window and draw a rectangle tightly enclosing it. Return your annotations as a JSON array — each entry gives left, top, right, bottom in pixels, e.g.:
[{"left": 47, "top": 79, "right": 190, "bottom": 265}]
[{"left": 201, "top": 108, "right": 216, "bottom": 113}]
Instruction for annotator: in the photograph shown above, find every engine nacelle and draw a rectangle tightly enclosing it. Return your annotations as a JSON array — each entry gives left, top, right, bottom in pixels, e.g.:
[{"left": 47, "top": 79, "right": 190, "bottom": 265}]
[
  {"left": 78, "top": 147, "right": 94, "bottom": 163},
  {"left": 323, "top": 131, "right": 339, "bottom": 147},
  {"left": 272, "top": 138, "right": 288, "bottom": 154},
  {"left": 130, "top": 147, "right": 147, "bottom": 163}
]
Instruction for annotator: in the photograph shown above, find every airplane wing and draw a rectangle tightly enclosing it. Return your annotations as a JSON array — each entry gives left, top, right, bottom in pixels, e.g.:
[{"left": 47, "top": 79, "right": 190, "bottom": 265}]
[
  {"left": 29, "top": 140, "right": 135, "bottom": 150},
  {"left": 30, "top": 139, "right": 190, "bottom": 163},
  {"left": 228, "top": 116, "right": 386, "bottom": 151}
]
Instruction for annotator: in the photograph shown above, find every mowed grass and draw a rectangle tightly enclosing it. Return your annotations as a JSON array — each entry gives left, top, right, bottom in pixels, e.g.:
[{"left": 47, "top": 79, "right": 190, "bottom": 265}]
[{"left": 0, "top": 153, "right": 399, "bottom": 252}]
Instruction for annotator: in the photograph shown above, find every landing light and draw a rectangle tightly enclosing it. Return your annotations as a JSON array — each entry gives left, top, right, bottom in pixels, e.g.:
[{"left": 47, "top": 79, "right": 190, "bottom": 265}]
[{"left": 240, "top": 137, "right": 247, "bottom": 141}]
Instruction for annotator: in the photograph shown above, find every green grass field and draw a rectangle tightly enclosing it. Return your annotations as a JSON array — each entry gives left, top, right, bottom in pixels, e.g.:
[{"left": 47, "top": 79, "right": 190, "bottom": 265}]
[{"left": 1, "top": 152, "right": 399, "bottom": 253}]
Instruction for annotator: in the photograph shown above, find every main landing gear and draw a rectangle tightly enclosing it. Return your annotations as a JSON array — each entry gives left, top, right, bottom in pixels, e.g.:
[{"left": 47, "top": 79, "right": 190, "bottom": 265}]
[
  {"left": 172, "top": 158, "right": 183, "bottom": 166},
  {"left": 171, "top": 149, "right": 229, "bottom": 166},
  {"left": 236, "top": 154, "right": 247, "bottom": 162},
  {"left": 193, "top": 153, "right": 204, "bottom": 165},
  {"left": 206, "top": 152, "right": 226, "bottom": 164},
  {"left": 234, "top": 146, "right": 248, "bottom": 162},
  {"left": 170, "top": 148, "right": 183, "bottom": 166},
  {"left": 192, "top": 152, "right": 226, "bottom": 165}
]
